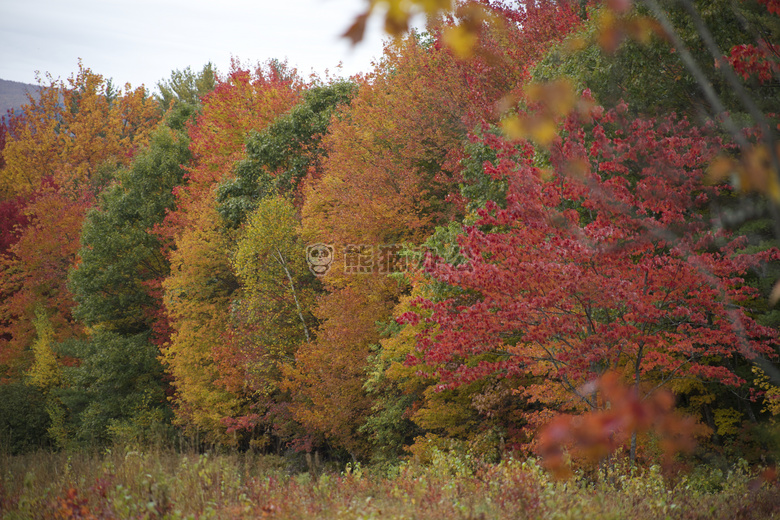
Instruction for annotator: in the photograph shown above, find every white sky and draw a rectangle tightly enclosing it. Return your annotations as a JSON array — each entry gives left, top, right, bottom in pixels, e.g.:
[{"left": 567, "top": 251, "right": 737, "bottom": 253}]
[{"left": 0, "top": 0, "right": 392, "bottom": 93}]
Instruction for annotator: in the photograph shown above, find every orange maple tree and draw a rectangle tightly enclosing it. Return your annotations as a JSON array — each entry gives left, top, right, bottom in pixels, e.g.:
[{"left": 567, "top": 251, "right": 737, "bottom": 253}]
[
  {"left": 0, "top": 62, "right": 158, "bottom": 198},
  {"left": 0, "top": 65, "right": 160, "bottom": 379}
]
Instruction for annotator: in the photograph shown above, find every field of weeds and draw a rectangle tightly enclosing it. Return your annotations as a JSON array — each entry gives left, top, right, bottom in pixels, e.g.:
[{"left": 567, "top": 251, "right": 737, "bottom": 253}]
[{"left": 2, "top": 449, "right": 779, "bottom": 519}]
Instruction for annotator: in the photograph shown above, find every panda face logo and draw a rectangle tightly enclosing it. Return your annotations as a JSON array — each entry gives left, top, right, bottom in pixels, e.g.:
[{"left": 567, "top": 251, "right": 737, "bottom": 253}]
[{"left": 306, "top": 243, "right": 334, "bottom": 276}]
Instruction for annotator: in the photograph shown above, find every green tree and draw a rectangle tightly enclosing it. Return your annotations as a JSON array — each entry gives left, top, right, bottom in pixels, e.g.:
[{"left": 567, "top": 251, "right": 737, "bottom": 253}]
[
  {"left": 216, "top": 80, "right": 357, "bottom": 227},
  {"left": 0, "top": 308, "right": 58, "bottom": 453},
  {"left": 69, "top": 125, "right": 191, "bottom": 335},
  {"left": 54, "top": 331, "right": 171, "bottom": 447},
  {"left": 0, "top": 382, "right": 50, "bottom": 454},
  {"left": 156, "top": 63, "right": 217, "bottom": 129},
  {"left": 532, "top": 0, "right": 780, "bottom": 117},
  {"left": 157, "top": 63, "right": 217, "bottom": 111},
  {"left": 220, "top": 196, "right": 319, "bottom": 447},
  {"left": 61, "top": 65, "right": 217, "bottom": 449}
]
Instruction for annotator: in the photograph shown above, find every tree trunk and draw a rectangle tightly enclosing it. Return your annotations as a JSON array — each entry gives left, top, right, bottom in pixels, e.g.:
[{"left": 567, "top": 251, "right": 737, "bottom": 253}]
[{"left": 274, "top": 248, "right": 310, "bottom": 343}]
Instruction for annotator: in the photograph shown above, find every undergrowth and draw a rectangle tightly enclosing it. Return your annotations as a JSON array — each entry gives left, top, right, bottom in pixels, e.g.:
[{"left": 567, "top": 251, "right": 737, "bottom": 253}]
[{"left": 1, "top": 447, "right": 778, "bottom": 519}]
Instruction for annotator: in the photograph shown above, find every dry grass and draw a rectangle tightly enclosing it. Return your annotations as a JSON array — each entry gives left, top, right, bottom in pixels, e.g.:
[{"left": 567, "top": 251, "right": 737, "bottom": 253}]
[{"left": 1, "top": 448, "right": 779, "bottom": 519}]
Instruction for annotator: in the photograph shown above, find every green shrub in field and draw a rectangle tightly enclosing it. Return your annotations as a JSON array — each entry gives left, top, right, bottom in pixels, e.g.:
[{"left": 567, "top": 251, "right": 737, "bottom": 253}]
[{"left": 0, "top": 382, "right": 50, "bottom": 454}]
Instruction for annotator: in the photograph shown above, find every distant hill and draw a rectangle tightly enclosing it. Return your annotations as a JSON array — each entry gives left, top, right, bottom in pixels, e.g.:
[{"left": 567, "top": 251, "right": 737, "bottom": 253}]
[{"left": 0, "top": 78, "right": 39, "bottom": 118}]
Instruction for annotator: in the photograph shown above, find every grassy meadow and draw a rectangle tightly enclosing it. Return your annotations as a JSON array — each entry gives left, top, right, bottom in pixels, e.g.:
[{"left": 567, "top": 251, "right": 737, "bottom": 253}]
[{"left": 2, "top": 448, "right": 779, "bottom": 519}]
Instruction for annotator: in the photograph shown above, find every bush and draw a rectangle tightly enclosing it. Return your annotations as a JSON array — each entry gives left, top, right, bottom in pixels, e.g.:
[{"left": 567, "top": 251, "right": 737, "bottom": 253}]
[{"left": 0, "top": 382, "right": 50, "bottom": 454}]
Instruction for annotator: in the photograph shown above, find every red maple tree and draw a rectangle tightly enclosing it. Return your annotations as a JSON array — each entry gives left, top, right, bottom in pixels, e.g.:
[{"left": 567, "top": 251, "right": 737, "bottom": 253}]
[{"left": 402, "top": 100, "right": 780, "bottom": 453}]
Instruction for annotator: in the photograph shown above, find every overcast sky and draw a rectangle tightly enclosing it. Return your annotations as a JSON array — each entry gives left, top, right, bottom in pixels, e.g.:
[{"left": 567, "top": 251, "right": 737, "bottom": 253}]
[{"left": 0, "top": 0, "right": 391, "bottom": 93}]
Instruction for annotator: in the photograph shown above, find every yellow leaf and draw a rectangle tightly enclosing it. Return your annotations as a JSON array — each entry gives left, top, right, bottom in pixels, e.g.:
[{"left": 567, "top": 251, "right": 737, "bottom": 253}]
[
  {"left": 500, "top": 114, "right": 525, "bottom": 140},
  {"left": 524, "top": 82, "right": 545, "bottom": 103},
  {"left": 596, "top": 10, "right": 623, "bottom": 54},
  {"left": 501, "top": 115, "right": 564, "bottom": 147},
  {"left": 769, "top": 172, "right": 780, "bottom": 203},
  {"left": 598, "top": 8, "right": 616, "bottom": 29},
  {"left": 529, "top": 118, "right": 559, "bottom": 146},
  {"left": 753, "top": 366, "right": 780, "bottom": 415},
  {"left": 713, "top": 408, "right": 742, "bottom": 436},
  {"left": 742, "top": 144, "right": 772, "bottom": 194},
  {"left": 383, "top": 0, "right": 411, "bottom": 35},
  {"left": 564, "top": 36, "right": 588, "bottom": 53},
  {"left": 500, "top": 114, "right": 559, "bottom": 146},
  {"left": 418, "top": 0, "right": 454, "bottom": 15},
  {"left": 525, "top": 79, "right": 576, "bottom": 117},
  {"left": 442, "top": 24, "right": 479, "bottom": 59},
  {"left": 625, "top": 16, "right": 662, "bottom": 45}
]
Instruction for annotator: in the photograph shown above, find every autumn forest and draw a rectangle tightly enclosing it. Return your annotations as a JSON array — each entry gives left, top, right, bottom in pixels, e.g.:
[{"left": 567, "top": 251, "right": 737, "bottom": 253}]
[{"left": 3, "top": 0, "right": 780, "bottom": 517}]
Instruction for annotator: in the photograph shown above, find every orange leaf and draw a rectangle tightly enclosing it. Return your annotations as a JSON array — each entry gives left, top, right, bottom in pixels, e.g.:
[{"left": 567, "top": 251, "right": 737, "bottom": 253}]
[
  {"left": 596, "top": 10, "right": 623, "bottom": 53},
  {"left": 625, "top": 17, "right": 662, "bottom": 45},
  {"left": 343, "top": 12, "right": 370, "bottom": 45},
  {"left": 706, "top": 156, "right": 737, "bottom": 184}
]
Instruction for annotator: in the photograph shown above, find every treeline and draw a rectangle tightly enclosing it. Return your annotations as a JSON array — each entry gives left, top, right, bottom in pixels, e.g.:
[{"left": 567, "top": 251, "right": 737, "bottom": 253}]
[{"left": 1, "top": 0, "right": 779, "bottom": 471}]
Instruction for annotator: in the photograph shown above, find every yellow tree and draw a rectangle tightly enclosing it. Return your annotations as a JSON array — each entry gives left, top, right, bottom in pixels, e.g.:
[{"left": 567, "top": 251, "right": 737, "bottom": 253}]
[
  {"left": 224, "top": 197, "right": 318, "bottom": 448},
  {"left": 231, "top": 196, "right": 316, "bottom": 388},
  {"left": 26, "top": 308, "right": 61, "bottom": 392},
  {"left": 0, "top": 62, "right": 159, "bottom": 197},
  {"left": 160, "top": 61, "right": 303, "bottom": 443},
  {"left": 162, "top": 196, "right": 243, "bottom": 443}
]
